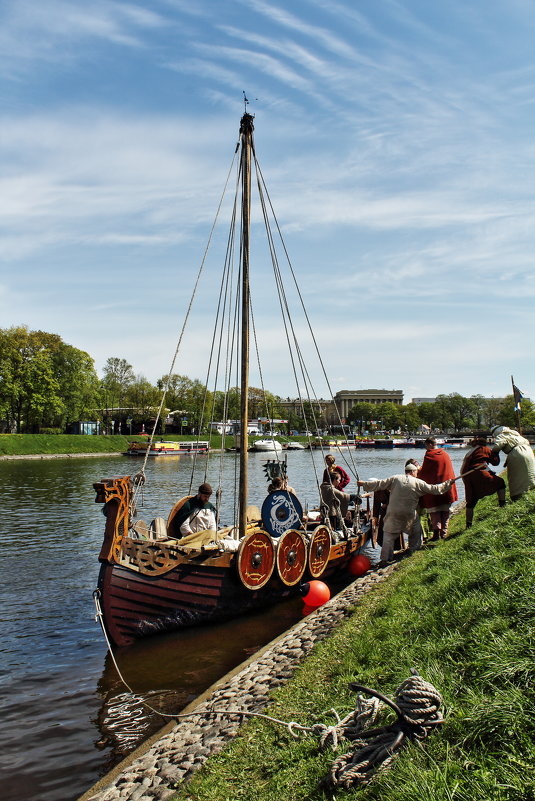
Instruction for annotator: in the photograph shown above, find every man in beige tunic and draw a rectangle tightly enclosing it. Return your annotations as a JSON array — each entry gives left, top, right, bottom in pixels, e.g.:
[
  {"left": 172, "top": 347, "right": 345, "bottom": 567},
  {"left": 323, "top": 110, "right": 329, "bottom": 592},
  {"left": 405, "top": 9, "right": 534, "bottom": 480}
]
[
  {"left": 491, "top": 426, "right": 535, "bottom": 500},
  {"left": 358, "top": 463, "right": 455, "bottom": 565}
]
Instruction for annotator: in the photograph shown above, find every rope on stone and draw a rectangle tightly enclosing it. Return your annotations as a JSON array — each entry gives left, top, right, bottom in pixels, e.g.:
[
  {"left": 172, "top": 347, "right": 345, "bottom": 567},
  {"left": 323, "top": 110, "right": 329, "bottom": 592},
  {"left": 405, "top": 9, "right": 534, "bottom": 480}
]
[{"left": 326, "top": 670, "right": 444, "bottom": 789}]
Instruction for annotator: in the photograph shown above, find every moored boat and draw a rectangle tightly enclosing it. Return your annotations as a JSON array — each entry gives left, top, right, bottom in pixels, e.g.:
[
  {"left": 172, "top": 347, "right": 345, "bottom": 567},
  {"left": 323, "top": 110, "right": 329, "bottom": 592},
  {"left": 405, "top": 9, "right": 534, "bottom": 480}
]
[
  {"left": 249, "top": 438, "right": 284, "bottom": 452},
  {"left": 93, "top": 111, "right": 367, "bottom": 648},
  {"left": 125, "top": 440, "right": 210, "bottom": 456}
]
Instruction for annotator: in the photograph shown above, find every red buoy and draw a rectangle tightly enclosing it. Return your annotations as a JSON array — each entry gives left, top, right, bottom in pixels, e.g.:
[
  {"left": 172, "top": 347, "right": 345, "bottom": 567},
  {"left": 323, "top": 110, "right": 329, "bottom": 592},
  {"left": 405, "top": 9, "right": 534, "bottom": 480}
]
[
  {"left": 348, "top": 554, "right": 371, "bottom": 576},
  {"left": 301, "top": 580, "right": 331, "bottom": 608}
]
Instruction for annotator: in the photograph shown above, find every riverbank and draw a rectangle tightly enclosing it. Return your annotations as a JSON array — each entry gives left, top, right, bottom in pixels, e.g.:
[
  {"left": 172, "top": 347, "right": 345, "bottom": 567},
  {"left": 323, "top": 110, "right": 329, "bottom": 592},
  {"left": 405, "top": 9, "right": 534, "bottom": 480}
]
[
  {"left": 0, "top": 434, "right": 230, "bottom": 457},
  {"left": 79, "top": 489, "right": 534, "bottom": 801}
]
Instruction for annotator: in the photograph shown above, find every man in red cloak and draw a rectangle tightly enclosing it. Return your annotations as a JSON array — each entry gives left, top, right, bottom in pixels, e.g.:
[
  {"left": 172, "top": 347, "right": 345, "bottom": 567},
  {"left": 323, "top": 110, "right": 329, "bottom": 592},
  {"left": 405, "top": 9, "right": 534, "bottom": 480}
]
[{"left": 418, "top": 437, "right": 457, "bottom": 540}]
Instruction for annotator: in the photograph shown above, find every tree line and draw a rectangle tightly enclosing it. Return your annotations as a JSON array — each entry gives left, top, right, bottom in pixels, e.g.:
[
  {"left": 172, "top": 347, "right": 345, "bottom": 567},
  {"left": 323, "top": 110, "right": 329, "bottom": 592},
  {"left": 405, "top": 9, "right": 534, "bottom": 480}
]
[{"left": 0, "top": 326, "right": 531, "bottom": 434}]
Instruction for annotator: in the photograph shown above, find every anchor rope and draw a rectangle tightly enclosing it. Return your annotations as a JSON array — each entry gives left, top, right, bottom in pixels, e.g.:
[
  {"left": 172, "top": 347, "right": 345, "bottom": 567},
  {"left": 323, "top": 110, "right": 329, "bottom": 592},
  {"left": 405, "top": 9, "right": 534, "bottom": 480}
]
[{"left": 93, "top": 592, "right": 442, "bottom": 788}]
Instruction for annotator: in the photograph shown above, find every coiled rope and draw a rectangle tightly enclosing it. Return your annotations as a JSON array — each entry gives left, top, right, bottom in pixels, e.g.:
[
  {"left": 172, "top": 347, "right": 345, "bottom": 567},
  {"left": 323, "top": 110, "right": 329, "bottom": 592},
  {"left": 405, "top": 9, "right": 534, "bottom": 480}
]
[
  {"left": 93, "top": 593, "right": 442, "bottom": 788},
  {"left": 326, "top": 672, "right": 444, "bottom": 788}
]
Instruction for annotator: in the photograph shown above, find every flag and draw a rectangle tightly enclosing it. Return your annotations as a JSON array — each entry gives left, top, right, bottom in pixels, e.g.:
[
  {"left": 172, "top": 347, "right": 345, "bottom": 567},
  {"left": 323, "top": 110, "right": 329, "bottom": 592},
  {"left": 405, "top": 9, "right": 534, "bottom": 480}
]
[{"left": 512, "top": 383, "right": 523, "bottom": 412}]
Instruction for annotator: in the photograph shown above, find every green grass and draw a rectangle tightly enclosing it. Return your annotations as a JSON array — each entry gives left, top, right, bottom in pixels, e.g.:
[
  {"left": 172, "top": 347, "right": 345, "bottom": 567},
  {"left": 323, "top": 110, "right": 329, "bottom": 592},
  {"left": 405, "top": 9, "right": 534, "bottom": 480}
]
[
  {"left": 0, "top": 433, "right": 237, "bottom": 455},
  {"left": 171, "top": 492, "right": 535, "bottom": 801}
]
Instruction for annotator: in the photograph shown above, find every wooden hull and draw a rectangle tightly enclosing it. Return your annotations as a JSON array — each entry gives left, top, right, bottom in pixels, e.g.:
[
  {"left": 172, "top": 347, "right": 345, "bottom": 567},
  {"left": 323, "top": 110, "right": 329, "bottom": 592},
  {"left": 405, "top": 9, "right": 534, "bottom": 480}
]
[
  {"left": 93, "top": 475, "right": 364, "bottom": 648},
  {"left": 97, "top": 536, "right": 360, "bottom": 648}
]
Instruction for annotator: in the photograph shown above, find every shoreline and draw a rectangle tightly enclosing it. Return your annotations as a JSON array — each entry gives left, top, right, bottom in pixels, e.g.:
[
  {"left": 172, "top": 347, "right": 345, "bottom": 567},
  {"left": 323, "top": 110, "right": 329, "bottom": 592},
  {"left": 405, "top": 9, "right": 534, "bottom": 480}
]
[
  {"left": 0, "top": 452, "right": 122, "bottom": 460},
  {"left": 77, "top": 563, "right": 398, "bottom": 801}
]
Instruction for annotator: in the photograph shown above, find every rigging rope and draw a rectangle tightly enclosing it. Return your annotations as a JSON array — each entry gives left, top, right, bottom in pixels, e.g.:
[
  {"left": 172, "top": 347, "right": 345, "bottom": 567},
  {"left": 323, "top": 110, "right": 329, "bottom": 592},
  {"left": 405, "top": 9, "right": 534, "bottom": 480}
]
[
  {"left": 129, "top": 148, "right": 239, "bottom": 511},
  {"left": 254, "top": 158, "right": 361, "bottom": 485}
]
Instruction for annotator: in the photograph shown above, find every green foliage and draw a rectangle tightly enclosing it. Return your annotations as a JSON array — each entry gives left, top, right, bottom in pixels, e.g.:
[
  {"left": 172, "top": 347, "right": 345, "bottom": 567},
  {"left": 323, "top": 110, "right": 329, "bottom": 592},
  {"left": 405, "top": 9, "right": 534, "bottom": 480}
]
[
  {"left": 171, "top": 492, "right": 535, "bottom": 801},
  {"left": 0, "top": 326, "right": 100, "bottom": 432}
]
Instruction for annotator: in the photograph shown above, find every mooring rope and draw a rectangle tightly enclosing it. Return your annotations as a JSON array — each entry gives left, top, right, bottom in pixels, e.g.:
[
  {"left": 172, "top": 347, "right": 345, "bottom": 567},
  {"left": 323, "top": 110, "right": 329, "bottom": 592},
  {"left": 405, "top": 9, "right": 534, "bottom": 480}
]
[
  {"left": 327, "top": 673, "right": 444, "bottom": 788},
  {"left": 93, "top": 592, "right": 442, "bottom": 788}
]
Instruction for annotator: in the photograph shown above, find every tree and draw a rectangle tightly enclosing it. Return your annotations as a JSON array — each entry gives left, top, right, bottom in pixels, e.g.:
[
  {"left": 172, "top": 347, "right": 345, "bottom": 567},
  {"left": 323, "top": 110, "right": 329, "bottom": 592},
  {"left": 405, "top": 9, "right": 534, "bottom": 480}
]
[
  {"left": 158, "top": 374, "right": 213, "bottom": 433},
  {"left": 401, "top": 403, "right": 421, "bottom": 433},
  {"left": 435, "top": 394, "right": 475, "bottom": 433},
  {"left": 0, "top": 326, "right": 100, "bottom": 432},
  {"left": 376, "top": 402, "right": 404, "bottom": 432},
  {"left": 347, "top": 402, "right": 375, "bottom": 434},
  {"left": 417, "top": 402, "right": 440, "bottom": 429},
  {"left": 496, "top": 395, "right": 535, "bottom": 429}
]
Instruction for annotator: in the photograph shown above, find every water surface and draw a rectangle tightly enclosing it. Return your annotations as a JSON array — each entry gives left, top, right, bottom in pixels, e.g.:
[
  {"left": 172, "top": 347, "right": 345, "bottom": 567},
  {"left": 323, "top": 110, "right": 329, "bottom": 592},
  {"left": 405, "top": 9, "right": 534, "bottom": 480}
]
[{"left": 0, "top": 447, "right": 468, "bottom": 801}]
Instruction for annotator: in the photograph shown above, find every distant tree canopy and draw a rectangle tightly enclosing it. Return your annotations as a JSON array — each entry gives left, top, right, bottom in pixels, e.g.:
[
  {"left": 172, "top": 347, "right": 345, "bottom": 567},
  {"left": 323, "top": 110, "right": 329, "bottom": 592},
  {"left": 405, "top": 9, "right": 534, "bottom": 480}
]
[
  {"left": 346, "top": 393, "right": 532, "bottom": 435},
  {"left": 0, "top": 326, "right": 100, "bottom": 432},
  {"left": 1, "top": 326, "right": 531, "bottom": 435}
]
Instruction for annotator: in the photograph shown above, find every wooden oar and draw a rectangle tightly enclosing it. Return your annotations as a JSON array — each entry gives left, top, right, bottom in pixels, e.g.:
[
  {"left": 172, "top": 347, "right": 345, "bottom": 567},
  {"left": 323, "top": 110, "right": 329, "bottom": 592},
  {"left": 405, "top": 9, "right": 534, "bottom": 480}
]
[{"left": 451, "top": 464, "right": 486, "bottom": 482}]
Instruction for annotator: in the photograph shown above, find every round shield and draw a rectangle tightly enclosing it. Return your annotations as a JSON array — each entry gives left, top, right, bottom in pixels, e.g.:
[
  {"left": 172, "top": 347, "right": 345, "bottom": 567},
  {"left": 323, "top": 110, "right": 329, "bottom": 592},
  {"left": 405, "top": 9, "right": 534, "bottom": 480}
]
[
  {"left": 166, "top": 495, "right": 194, "bottom": 538},
  {"left": 276, "top": 529, "right": 307, "bottom": 586},
  {"left": 261, "top": 491, "right": 303, "bottom": 538},
  {"left": 236, "top": 530, "right": 275, "bottom": 590},
  {"left": 308, "top": 525, "right": 332, "bottom": 578}
]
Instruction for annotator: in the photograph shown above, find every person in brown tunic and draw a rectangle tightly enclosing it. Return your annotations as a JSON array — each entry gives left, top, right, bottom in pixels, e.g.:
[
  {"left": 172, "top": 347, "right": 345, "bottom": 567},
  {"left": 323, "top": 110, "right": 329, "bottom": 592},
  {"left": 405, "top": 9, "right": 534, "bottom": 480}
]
[{"left": 461, "top": 438, "right": 506, "bottom": 528}]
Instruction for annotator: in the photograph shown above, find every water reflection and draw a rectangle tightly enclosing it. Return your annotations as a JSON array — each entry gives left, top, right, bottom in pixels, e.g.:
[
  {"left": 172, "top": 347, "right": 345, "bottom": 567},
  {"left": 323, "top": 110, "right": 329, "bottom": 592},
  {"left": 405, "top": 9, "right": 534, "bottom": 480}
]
[{"left": 0, "top": 448, "right": 468, "bottom": 801}]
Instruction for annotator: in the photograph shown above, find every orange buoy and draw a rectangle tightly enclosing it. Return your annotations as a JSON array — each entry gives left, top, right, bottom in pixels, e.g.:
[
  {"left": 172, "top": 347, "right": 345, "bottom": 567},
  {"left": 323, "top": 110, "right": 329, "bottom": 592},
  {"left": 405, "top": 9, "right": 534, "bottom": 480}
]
[
  {"left": 348, "top": 553, "right": 371, "bottom": 576},
  {"left": 300, "top": 580, "right": 330, "bottom": 607}
]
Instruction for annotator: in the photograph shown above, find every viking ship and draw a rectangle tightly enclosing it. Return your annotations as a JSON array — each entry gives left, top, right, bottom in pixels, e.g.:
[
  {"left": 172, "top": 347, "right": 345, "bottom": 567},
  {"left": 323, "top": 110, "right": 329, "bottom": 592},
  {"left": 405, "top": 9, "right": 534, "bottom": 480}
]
[{"left": 94, "top": 110, "right": 366, "bottom": 648}]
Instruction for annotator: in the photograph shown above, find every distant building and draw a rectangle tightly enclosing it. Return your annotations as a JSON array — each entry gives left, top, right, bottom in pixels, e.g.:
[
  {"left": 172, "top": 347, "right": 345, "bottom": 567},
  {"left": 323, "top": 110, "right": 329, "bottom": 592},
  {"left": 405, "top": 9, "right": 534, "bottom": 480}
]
[
  {"left": 277, "top": 397, "right": 334, "bottom": 418},
  {"left": 334, "top": 389, "right": 403, "bottom": 420},
  {"left": 411, "top": 397, "right": 437, "bottom": 405}
]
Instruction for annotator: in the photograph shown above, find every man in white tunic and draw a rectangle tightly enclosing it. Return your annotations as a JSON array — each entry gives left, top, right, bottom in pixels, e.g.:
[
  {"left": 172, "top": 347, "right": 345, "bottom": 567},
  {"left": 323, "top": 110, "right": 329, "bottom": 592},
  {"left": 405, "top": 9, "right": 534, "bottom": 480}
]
[
  {"left": 358, "top": 463, "right": 455, "bottom": 565},
  {"left": 176, "top": 483, "right": 217, "bottom": 537},
  {"left": 491, "top": 426, "right": 535, "bottom": 500}
]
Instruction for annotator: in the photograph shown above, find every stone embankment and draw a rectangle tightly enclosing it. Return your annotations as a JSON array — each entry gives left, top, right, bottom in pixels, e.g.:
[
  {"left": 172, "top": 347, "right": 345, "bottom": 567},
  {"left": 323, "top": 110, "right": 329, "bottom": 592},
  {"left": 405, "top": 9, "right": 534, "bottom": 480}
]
[{"left": 80, "top": 563, "right": 398, "bottom": 801}]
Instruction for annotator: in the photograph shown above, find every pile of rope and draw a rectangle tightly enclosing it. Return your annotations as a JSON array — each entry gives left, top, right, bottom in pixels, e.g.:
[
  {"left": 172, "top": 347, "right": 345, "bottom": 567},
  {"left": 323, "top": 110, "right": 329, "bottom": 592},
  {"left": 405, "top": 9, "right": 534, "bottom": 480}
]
[{"left": 320, "top": 670, "right": 443, "bottom": 789}]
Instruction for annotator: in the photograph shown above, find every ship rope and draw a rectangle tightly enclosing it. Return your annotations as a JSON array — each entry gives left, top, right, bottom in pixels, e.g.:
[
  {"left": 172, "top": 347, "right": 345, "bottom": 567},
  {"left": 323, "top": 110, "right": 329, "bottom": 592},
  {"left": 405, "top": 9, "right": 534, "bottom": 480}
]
[
  {"left": 254, "top": 155, "right": 361, "bottom": 486},
  {"left": 129, "top": 147, "right": 239, "bottom": 511},
  {"left": 93, "top": 597, "right": 442, "bottom": 791}
]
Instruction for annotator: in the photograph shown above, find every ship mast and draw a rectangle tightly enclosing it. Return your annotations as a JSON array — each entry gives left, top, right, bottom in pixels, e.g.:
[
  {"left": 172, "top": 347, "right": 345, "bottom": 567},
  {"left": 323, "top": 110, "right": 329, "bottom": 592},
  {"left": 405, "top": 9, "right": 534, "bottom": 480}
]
[{"left": 238, "top": 112, "right": 254, "bottom": 538}]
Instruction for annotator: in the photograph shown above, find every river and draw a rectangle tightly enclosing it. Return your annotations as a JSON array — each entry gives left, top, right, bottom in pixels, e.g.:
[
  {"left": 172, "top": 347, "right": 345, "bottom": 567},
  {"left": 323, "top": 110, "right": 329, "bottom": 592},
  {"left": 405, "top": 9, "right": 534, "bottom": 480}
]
[{"left": 0, "top": 446, "right": 468, "bottom": 801}]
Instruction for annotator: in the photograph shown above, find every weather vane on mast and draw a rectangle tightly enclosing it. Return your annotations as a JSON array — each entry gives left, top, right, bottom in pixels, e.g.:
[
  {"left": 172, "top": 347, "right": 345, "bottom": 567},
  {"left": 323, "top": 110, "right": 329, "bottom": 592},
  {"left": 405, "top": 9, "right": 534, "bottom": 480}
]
[{"left": 243, "top": 91, "right": 258, "bottom": 113}]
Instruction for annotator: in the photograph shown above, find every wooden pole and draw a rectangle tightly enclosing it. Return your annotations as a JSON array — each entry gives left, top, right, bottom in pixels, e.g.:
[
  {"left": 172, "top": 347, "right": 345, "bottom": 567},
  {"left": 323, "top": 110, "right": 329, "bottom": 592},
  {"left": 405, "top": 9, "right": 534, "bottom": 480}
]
[
  {"left": 238, "top": 113, "right": 254, "bottom": 539},
  {"left": 452, "top": 465, "right": 486, "bottom": 482}
]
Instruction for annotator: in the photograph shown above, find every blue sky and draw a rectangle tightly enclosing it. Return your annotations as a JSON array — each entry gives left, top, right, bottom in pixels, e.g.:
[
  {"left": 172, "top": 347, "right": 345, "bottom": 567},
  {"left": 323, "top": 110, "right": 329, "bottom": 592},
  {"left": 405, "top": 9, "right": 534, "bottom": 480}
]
[{"left": 1, "top": 0, "right": 534, "bottom": 403}]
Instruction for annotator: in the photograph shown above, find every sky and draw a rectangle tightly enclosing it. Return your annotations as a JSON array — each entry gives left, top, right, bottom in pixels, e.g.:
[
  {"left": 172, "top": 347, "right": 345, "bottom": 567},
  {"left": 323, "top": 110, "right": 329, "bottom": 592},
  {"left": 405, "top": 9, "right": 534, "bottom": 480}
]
[{"left": 1, "top": 0, "right": 534, "bottom": 404}]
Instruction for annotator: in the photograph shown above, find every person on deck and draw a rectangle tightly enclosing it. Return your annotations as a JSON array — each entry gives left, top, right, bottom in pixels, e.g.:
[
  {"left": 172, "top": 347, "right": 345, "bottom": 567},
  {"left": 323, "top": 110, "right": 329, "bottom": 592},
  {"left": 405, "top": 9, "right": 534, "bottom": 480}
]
[
  {"left": 323, "top": 454, "right": 350, "bottom": 490},
  {"left": 267, "top": 476, "right": 296, "bottom": 494},
  {"left": 418, "top": 437, "right": 458, "bottom": 540},
  {"left": 320, "top": 471, "right": 359, "bottom": 530},
  {"left": 358, "top": 463, "right": 455, "bottom": 565},
  {"left": 173, "top": 483, "right": 217, "bottom": 537},
  {"left": 490, "top": 426, "right": 535, "bottom": 501},
  {"left": 461, "top": 437, "right": 506, "bottom": 528}
]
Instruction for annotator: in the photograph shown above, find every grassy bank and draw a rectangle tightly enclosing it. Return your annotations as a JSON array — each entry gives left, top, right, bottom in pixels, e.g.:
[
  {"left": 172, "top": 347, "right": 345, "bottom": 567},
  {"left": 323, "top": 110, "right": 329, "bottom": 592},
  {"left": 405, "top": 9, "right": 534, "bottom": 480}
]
[
  {"left": 172, "top": 493, "right": 535, "bottom": 801},
  {"left": 0, "top": 433, "right": 233, "bottom": 456}
]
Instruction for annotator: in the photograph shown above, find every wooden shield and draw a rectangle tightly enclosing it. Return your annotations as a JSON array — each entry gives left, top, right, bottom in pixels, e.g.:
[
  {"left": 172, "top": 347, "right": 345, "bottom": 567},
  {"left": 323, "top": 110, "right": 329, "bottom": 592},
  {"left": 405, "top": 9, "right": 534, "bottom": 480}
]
[
  {"left": 276, "top": 529, "right": 307, "bottom": 586},
  {"left": 308, "top": 525, "right": 332, "bottom": 578},
  {"left": 237, "top": 530, "right": 275, "bottom": 590},
  {"left": 261, "top": 491, "right": 303, "bottom": 537},
  {"left": 166, "top": 495, "right": 193, "bottom": 538}
]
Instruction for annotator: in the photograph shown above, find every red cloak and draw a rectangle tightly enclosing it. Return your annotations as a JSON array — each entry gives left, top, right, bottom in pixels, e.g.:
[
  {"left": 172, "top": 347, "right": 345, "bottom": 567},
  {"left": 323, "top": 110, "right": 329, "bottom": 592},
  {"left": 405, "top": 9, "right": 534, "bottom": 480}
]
[{"left": 418, "top": 447, "right": 457, "bottom": 508}]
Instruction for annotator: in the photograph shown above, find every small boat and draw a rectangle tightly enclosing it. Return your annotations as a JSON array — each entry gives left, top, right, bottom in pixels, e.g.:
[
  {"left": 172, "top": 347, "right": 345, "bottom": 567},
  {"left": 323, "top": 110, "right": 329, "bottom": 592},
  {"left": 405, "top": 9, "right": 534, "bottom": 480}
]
[
  {"left": 374, "top": 439, "right": 394, "bottom": 449},
  {"left": 285, "top": 441, "right": 305, "bottom": 450},
  {"left": 93, "top": 111, "right": 367, "bottom": 648},
  {"left": 125, "top": 440, "right": 210, "bottom": 456},
  {"left": 249, "top": 438, "right": 284, "bottom": 452}
]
